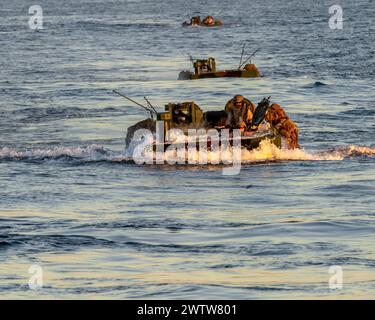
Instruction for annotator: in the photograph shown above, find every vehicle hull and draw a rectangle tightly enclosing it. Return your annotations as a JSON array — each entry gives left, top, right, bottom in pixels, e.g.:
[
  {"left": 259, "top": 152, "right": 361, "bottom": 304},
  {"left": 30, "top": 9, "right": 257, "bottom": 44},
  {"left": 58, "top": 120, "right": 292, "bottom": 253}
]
[
  {"left": 179, "top": 69, "right": 261, "bottom": 80},
  {"left": 153, "top": 133, "right": 282, "bottom": 152}
]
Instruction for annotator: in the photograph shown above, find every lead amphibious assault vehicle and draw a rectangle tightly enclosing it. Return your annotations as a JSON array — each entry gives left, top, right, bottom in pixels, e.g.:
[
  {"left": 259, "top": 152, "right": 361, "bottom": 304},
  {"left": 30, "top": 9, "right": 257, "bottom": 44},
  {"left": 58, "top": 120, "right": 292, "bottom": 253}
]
[{"left": 113, "top": 91, "right": 282, "bottom": 153}]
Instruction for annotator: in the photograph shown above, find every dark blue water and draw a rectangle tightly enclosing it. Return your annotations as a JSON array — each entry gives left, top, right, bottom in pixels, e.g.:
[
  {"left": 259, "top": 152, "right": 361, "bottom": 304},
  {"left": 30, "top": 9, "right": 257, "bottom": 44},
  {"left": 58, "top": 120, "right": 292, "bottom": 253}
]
[{"left": 0, "top": 0, "right": 374, "bottom": 299}]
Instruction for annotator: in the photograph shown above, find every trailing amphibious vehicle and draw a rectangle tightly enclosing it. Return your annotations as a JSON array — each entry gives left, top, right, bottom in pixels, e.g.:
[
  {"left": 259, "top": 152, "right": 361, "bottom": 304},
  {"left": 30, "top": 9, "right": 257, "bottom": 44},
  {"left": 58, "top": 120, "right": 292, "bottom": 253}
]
[
  {"left": 182, "top": 16, "right": 223, "bottom": 27},
  {"left": 179, "top": 49, "right": 261, "bottom": 80}
]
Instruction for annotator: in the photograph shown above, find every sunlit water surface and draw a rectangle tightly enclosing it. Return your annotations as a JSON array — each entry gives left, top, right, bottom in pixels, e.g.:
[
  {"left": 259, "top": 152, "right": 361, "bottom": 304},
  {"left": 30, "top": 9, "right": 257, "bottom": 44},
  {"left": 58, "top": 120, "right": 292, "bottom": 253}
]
[{"left": 0, "top": 0, "right": 374, "bottom": 299}]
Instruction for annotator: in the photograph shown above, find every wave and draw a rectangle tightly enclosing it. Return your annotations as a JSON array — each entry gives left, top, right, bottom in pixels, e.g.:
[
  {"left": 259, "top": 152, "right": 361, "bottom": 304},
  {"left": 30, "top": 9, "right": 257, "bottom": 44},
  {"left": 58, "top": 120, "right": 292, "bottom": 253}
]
[
  {"left": 74, "top": 20, "right": 171, "bottom": 30},
  {"left": 303, "top": 81, "right": 329, "bottom": 89},
  {"left": 0, "top": 142, "right": 374, "bottom": 165},
  {"left": 0, "top": 145, "right": 130, "bottom": 163},
  {"left": 7, "top": 106, "right": 127, "bottom": 123},
  {"left": 244, "top": 142, "right": 375, "bottom": 162}
]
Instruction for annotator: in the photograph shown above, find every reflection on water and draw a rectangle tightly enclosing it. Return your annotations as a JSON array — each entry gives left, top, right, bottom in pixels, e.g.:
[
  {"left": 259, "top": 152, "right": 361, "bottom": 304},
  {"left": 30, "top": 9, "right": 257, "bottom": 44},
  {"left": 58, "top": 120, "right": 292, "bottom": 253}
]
[{"left": 0, "top": 0, "right": 374, "bottom": 299}]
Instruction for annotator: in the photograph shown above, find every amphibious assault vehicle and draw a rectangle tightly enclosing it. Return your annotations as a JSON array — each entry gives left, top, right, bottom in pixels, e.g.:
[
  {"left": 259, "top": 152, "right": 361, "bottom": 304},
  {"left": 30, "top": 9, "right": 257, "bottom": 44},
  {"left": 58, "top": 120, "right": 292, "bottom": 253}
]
[
  {"left": 179, "top": 49, "right": 261, "bottom": 80},
  {"left": 114, "top": 91, "right": 282, "bottom": 152}
]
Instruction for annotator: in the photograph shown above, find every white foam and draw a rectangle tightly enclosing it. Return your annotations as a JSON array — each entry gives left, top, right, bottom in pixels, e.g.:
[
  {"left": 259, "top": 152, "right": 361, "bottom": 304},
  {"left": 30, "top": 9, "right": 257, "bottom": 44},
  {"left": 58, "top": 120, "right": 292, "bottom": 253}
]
[
  {"left": 124, "top": 138, "right": 364, "bottom": 164},
  {"left": 241, "top": 140, "right": 346, "bottom": 163},
  {"left": 0, "top": 145, "right": 118, "bottom": 162},
  {"left": 346, "top": 145, "right": 375, "bottom": 156},
  {"left": 1, "top": 142, "right": 374, "bottom": 164}
]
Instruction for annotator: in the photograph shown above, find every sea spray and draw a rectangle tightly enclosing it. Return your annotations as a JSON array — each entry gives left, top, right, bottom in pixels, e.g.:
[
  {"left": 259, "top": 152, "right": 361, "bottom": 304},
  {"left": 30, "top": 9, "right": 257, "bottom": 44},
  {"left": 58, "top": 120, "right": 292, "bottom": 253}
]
[{"left": 1, "top": 143, "right": 374, "bottom": 164}]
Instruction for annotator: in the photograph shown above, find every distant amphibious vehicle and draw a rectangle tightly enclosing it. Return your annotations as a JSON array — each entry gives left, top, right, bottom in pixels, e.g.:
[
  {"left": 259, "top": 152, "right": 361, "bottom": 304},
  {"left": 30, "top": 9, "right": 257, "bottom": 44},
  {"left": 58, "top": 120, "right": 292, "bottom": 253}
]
[
  {"left": 182, "top": 16, "right": 223, "bottom": 27},
  {"left": 179, "top": 49, "right": 261, "bottom": 80}
]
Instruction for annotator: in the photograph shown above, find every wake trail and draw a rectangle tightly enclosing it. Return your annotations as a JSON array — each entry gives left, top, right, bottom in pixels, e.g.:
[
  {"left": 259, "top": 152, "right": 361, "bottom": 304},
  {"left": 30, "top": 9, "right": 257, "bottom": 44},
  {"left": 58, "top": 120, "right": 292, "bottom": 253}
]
[{"left": 0, "top": 141, "right": 374, "bottom": 165}]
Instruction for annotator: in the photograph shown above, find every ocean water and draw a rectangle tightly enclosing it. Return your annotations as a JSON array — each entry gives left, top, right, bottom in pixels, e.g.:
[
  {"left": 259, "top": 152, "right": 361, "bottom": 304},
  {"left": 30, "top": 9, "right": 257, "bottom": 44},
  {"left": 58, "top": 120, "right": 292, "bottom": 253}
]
[{"left": 0, "top": 0, "right": 374, "bottom": 299}]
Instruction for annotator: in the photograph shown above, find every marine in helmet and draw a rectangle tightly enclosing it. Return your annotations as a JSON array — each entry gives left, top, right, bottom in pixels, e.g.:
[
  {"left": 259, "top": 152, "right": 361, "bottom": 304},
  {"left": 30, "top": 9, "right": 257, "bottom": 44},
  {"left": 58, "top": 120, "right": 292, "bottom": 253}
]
[
  {"left": 202, "top": 16, "right": 214, "bottom": 26},
  {"left": 183, "top": 16, "right": 222, "bottom": 27},
  {"left": 183, "top": 16, "right": 201, "bottom": 26},
  {"left": 202, "top": 15, "right": 222, "bottom": 26},
  {"left": 265, "top": 103, "right": 300, "bottom": 149},
  {"left": 225, "top": 95, "right": 256, "bottom": 133}
]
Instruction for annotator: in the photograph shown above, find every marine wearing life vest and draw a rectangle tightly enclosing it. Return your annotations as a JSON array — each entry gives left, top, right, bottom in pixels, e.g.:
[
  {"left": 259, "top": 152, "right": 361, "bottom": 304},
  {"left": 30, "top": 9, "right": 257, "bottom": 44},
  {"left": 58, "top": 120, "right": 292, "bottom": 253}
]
[
  {"left": 182, "top": 16, "right": 222, "bottom": 27},
  {"left": 265, "top": 103, "right": 300, "bottom": 149},
  {"left": 243, "top": 63, "right": 258, "bottom": 71},
  {"left": 188, "top": 16, "right": 201, "bottom": 26},
  {"left": 202, "top": 16, "right": 222, "bottom": 26},
  {"left": 202, "top": 16, "right": 214, "bottom": 26},
  {"left": 225, "top": 96, "right": 300, "bottom": 148},
  {"left": 225, "top": 95, "right": 256, "bottom": 133}
]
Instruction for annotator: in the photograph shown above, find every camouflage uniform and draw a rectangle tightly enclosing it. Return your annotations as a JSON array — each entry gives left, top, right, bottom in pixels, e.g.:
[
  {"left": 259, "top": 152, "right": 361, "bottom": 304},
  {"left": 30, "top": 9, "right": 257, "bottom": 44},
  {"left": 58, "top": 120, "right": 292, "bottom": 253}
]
[
  {"left": 225, "top": 97, "right": 256, "bottom": 128},
  {"left": 265, "top": 104, "right": 300, "bottom": 149}
]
